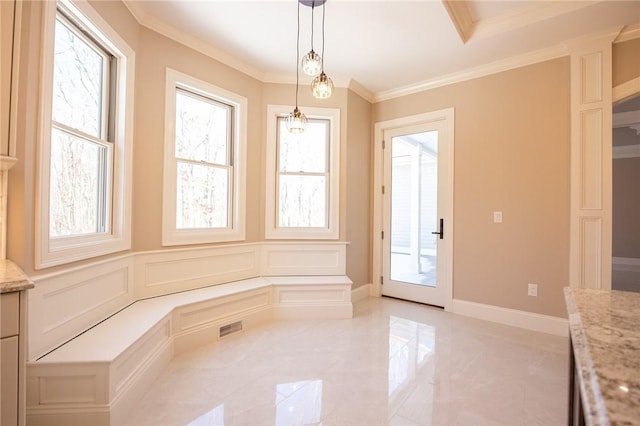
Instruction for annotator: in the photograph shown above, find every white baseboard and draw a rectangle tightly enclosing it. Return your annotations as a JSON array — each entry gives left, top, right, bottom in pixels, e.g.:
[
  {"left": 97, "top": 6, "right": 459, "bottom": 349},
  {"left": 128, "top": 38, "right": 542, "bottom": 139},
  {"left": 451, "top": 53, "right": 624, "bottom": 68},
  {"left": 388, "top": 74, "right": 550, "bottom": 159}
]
[
  {"left": 612, "top": 256, "right": 640, "bottom": 272},
  {"left": 452, "top": 299, "right": 568, "bottom": 337},
  {"left": 351, "top": 284, "right": 372, "bottom": 303}
]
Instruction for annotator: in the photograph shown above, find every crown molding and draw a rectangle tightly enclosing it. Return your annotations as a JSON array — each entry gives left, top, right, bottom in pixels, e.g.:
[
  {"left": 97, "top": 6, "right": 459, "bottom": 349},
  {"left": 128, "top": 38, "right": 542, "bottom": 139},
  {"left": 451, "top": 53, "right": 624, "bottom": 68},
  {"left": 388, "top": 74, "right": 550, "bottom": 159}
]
[
  {"left": 563, "top": 26, "right": 624, "bottom": 51},
  {"left": 373, "top": 43, "right": 568, "bottom": 103},
  {"left": 615, "top": 23, "right": 640, "bottom": 43},
  {"left": 472, "top": 1, "right": 593, "bottom": 41},
  {"left": 441, "top": 0, "right": 474, "bottom": 44},
  {"left": 348, "top": 79, "right": 375, "bottom": 104},
  {"left": 122, "top": 0, "right": 266, "bottom": 83},
  {"left": 120, "top": 1, "right": 634, "bottom": 106}
]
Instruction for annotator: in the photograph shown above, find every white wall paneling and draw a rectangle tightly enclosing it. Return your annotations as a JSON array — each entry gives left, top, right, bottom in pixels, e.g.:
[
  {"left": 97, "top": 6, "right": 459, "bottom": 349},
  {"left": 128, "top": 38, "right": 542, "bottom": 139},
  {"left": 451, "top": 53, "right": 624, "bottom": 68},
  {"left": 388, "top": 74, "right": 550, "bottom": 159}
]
[
  {"left": 134, "top": 244, "right": 260, "bottom": 299},
  {"left": 28, "top": 256, "right": 135, "bottom": 360},
  {"left": 27, "top": 275, "right": 352, "bottom": 426},
  {"left": 269, "top": 275, "right": 354, "bottom": 319},
  {"left": 28, "top": 242, "right": 349, "bottom": 362},
  {"left": 261, "top": 242, "right": 347, "bottom": 275},
  {"left": 569, "top": 32, "right": 616, "bottom": 289}
]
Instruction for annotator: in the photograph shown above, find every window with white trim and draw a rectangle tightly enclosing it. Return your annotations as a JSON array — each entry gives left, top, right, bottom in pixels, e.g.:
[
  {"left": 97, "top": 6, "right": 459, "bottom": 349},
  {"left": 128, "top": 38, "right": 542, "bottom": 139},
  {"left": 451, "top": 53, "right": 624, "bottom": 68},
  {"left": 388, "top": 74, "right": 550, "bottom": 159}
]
[
  {"left": 162, "top": 69, "right": 246, "bottom": 245},
  {"left": 36, "top": 0, "right": 134, "bottom": 269},
  {"left": 265, "top": 105, "right": 340, "bottom": 239}
]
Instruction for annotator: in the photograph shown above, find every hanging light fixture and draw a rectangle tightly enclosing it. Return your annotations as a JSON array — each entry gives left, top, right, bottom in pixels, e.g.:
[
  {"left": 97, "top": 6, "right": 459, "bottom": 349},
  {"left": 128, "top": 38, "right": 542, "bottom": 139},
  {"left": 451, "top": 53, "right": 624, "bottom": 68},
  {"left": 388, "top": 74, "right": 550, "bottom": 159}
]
[
  {"left": 311, "top": 1, "right": 333, "bottom": 99},
  {"left": 286, "top": 0, "right": 308, "bottom": 133},
  {"left": 301, "top": 1, "right": 321, "bottom": 76}
]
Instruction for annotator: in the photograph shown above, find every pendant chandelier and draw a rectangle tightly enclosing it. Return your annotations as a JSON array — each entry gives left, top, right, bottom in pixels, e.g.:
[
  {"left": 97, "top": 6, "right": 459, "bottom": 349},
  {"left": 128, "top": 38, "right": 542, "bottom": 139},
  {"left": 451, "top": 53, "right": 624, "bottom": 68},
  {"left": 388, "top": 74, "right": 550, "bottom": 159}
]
[
  {"left": 310, "top": 1, "right": 333, "bottom": 99},
  {"left": 287, "top": 0, "right": 333, "bottom": 133},
  {"left": 286, "top": 0, "right": 308, "bottom": 133}
]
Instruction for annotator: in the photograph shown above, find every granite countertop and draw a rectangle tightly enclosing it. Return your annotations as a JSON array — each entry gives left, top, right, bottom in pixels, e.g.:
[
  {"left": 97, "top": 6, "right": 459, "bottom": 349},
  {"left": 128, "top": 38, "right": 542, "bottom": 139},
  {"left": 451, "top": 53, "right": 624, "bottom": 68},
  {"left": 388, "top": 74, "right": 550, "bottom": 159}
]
[
  {"left": 0, "top": 259, "right": 34, "bottom": 293},
  {"left": 564, "top": 287, "right": 640, "bottom": 426}
]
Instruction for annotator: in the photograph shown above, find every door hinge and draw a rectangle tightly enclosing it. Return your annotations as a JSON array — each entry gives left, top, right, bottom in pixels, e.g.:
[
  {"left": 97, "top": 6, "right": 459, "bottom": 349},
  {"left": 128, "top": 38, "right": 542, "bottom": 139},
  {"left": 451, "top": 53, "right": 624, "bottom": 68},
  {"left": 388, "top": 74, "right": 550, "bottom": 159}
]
[
  {"left": 381, "top": 231, "right": 384, "bottom": 239},
  {"left": 382, "top": 139, "right": 386, "bottom": 149},
  {"left": 380, "top": 276, "right": 383, "bottom": 285},
  {"left": 382, "top": 185, "right": 385, "bottom": 194}
]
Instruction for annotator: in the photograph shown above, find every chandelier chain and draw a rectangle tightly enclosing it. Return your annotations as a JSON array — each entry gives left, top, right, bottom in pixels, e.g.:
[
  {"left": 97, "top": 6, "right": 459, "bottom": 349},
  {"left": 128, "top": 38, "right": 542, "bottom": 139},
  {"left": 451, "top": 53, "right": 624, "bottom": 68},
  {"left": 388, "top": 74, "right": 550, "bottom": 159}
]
[
  {"left": 321, "top": 2, "right": 326, "bottom": 69},
  {"left": 295, "top": 0, "right": 300, "bottom": 108}
]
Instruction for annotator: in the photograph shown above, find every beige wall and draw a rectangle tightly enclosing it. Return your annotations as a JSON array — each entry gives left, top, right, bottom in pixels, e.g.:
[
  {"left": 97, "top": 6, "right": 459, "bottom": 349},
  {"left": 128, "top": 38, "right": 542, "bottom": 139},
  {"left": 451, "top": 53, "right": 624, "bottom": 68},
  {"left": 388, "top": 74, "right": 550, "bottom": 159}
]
[
  {"left": 261, "top": 83, "right": 349, "bottom": 241},
  {"left": 613, "top": 157, "right": 640, "bottom": 259},
  {"left": 613, "top": 38, "right": 640, "bottom": 87},
  {"left": 6, "top": 1, "right": 372, "bottom": 288},
  {"left": 260, "top": 84, "right": 372, "bottom": 287},
  {"left": 133, "top": 27, "right": 264, "bottom": 250},
  {"left": 374, "top": 58, "right": 571, "bottom": 318},
  {"left": 345, "top": 90, "right": 372, "bottom": 288},
  {"left": 7, "top": 1, "right": 141, "bottom": 275}
]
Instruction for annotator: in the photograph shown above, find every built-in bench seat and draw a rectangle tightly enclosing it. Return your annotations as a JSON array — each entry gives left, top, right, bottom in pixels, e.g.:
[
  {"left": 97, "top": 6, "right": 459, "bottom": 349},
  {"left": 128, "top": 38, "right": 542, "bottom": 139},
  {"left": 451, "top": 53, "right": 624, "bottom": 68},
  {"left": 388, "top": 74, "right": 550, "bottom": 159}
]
[{"left": 26, "top": 275, "right": 353, "bottom": 426}]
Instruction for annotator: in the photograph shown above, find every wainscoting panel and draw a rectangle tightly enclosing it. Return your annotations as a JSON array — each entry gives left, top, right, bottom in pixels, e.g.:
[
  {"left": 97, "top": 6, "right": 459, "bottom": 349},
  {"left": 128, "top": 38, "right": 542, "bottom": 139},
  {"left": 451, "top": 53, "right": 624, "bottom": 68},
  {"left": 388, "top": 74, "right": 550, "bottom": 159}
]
[
  {"left": 134, "top": 244, "right": 260, "bottom": 298},
  {"left": 28, "top": 256, "right": 135, "bottom": 360},
  {"left": 580, "top": 216, "right": 603, "bottom": 288},
  {"left": 261, "top": 242, "right": 347, "bottom": 275},
  {"left": 173, "top": 288, "right": 271, "bottom": 333}
]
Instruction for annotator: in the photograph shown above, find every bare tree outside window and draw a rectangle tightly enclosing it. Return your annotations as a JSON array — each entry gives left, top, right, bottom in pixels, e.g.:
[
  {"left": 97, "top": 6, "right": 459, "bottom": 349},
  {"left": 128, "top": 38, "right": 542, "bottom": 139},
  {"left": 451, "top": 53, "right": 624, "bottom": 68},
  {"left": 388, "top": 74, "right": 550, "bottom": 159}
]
[
  {"left": 49, "top": 13, "right": 112, "bottom": 238},
  {"left": 276, "top": 118, "right": 329, "bottom": 228},
  {"left": 174, "top": 89, "right": 232, "bottom": 229}
]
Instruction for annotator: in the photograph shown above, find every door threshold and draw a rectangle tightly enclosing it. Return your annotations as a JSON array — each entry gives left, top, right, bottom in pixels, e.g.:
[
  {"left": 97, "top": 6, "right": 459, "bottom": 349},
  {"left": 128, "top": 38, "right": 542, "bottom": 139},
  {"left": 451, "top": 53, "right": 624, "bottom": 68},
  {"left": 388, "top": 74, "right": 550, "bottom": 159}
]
[{"left": 382, "top": 295, "right": 444, "bottom": 310}]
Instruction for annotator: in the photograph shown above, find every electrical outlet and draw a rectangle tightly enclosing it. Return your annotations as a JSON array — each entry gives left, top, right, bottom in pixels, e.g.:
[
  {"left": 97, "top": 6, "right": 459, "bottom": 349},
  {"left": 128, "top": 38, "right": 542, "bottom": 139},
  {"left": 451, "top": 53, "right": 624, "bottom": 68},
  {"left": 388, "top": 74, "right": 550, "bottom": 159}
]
[
  {"left": 528, "top": 283, "right": 538, "bottom": 297},
  {"left": 493, "top": 211, "right": 503, "bottom": 223}
]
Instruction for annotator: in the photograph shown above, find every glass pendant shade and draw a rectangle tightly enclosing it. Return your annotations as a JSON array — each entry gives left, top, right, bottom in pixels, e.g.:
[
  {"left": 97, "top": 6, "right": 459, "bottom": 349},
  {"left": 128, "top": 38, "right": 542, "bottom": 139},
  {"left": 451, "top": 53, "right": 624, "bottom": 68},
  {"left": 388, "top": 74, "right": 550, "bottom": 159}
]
[
  {"left": 302, "top": 50, "right": 322, "bottom": 76},
  {"left": 311, "top": 72, "right": 334, "bottom": 99},
  {"left": 286, "top": 107, "right": 308, "bottom": 133}
]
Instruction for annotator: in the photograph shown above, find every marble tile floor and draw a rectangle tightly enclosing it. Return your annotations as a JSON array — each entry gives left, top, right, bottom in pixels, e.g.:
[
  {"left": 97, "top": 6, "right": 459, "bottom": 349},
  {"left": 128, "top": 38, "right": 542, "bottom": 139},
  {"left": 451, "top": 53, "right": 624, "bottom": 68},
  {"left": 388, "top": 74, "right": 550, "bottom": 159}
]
[{"left": 123, "top": 297, "right": 569, "bottom": 426}]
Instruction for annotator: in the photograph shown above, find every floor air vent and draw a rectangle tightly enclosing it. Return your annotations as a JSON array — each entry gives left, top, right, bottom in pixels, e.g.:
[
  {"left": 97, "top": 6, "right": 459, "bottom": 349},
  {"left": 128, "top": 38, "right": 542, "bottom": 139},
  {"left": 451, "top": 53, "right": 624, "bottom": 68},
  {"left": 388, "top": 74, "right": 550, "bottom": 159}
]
[{"left": 219, "top": 321, "right": 243, "bottom": 338}]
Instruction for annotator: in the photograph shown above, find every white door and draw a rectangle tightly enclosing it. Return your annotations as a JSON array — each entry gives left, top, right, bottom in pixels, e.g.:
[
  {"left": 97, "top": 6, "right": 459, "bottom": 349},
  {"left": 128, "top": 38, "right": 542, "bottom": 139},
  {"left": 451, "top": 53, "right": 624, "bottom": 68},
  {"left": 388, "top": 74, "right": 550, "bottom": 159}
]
[{"left": 381, "top": 117, "right": 453, "bottom": 308}]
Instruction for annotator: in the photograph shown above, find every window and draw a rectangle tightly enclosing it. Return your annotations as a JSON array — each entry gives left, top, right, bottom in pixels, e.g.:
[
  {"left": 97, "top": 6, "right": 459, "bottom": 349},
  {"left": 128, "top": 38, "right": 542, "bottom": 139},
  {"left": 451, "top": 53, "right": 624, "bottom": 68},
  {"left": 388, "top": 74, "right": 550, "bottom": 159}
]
[
  {"left": 265, "top": 105, "right": 340, "bottom": 239},
  {"left": 36, "top": 0, "right": 134, "bottom": 268},
  {"left": 162, "top": 69, "right": 246, "bottom": 245}
]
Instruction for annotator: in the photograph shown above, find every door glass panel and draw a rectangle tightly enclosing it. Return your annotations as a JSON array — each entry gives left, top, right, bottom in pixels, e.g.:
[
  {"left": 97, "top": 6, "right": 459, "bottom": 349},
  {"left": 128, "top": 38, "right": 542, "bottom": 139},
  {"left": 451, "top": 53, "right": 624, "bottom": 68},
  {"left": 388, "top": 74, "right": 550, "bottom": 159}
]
[{"left": 390, "top": 131, "right": 438, "bottom": 286}]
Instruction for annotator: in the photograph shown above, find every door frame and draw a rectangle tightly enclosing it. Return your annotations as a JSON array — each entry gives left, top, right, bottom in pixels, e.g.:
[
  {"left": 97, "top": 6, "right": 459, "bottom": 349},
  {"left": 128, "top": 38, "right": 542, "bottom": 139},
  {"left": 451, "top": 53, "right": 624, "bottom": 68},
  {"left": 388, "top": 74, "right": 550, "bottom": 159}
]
[{"left": 372, "top": 108, "right": 455, "bottom": 311}]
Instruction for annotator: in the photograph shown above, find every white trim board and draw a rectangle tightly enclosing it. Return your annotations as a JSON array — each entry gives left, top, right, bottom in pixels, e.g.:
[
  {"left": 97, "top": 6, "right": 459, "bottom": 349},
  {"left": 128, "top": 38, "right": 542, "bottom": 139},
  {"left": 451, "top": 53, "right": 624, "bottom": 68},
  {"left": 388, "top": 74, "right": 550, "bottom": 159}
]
[
  {"left": 612, "top": 257, "right": 640, "bottom": 272},
  {"left": 452, "top": 299, "right": 568, "bottom": 337},
  {"left": 613, "top": 144, "right": 640, "bottom": 159},
  {"left": 351, "top": 283, "right": 372, "bottom": 303}
]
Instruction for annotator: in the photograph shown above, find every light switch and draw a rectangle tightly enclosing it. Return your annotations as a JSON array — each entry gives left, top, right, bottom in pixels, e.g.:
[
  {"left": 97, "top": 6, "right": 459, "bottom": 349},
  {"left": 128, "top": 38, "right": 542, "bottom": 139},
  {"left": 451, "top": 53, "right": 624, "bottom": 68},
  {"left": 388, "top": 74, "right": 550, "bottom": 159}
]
[{"left": 493, "top": 211, "right": 503, "bottom": 223}]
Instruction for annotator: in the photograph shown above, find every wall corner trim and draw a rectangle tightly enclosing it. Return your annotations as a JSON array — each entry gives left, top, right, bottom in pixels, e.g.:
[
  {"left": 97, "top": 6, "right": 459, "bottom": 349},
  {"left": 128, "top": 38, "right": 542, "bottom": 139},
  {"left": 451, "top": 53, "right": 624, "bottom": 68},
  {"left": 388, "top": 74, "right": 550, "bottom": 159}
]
[{"left": 351, "top": 283, "right": 372, "bottom": 303}]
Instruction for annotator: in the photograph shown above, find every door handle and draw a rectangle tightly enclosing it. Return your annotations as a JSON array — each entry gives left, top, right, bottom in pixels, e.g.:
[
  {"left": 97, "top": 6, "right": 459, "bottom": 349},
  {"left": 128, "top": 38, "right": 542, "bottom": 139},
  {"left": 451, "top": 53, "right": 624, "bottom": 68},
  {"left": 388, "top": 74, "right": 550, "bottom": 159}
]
[{"left": 431, "top": 218, "right": 444, "bottom": 240}]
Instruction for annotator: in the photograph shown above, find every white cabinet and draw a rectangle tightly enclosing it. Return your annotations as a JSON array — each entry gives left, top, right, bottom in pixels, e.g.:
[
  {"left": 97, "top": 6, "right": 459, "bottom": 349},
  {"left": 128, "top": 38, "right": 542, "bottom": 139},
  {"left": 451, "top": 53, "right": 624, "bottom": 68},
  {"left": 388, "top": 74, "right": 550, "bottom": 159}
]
[
  {"left": 0, "top": 290, "right": 27, "bottom": 426},
  {"left": 1, "top": 335, "right": 19, "bottom": 425}
]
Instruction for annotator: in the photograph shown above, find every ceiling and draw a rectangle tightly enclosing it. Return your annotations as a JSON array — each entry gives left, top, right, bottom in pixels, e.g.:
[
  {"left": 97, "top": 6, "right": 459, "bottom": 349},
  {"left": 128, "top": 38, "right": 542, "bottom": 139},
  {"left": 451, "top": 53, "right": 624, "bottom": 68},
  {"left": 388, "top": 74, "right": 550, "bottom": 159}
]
[{"left": 124, "top": 0, "right": 640, "bottom": 101}]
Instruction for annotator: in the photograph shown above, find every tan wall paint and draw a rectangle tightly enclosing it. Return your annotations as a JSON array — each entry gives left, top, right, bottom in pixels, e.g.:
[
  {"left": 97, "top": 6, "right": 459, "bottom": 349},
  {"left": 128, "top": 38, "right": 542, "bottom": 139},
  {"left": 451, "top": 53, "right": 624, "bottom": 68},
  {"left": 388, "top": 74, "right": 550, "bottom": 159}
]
[
  {"left": 373, "top": 58, "right": 571, "bottom": 317},
  {"left": 6, "top": 1, "right": 41, "bottom": 274},
  {"left": 260, "top": 85, "right": 372, "bottom": 287},
  {"left": 6, "top": 1, "right": 373, "bottom": 288},
  {"left": 346, "top": 90, "right": 372, "bottom": 288},
  {"left": 261, "top": 83, "right": 349, "bottom": 241},
  {"left": 613, "top": 38, "right": 640, "bottom": 87},
  {"left": 133, "top": 27, "right": 263, "bottom": 250},
  {"left": 7, "top": 1, "right": 141, "bottom": 275},
  {"left": 613, "top": 157, "right": 640, "bottom": 259}
]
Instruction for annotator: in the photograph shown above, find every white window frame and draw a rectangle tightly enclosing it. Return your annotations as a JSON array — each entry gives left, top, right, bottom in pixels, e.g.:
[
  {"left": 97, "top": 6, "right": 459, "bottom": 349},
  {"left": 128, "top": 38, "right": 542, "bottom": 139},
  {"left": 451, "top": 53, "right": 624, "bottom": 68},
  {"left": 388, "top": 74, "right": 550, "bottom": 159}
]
[
  {"left": 265, "top": 105, "right": 340, "bottom": 239},
  {"left": 162, "top": 68, "right": 247, "bottom": 245},
  {"left": 35, "top": 0, "right": 134, "bottom": 269}
]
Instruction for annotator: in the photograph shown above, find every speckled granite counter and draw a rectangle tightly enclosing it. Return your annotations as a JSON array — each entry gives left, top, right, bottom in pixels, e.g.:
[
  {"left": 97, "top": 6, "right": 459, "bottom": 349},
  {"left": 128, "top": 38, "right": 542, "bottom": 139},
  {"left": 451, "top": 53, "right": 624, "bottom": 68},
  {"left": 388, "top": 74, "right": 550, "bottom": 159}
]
[
  {"left": 564, "top": 287, "right": 640, "bottom": 426},
  {"left": 0, "top": 259, "right": 34, "bottom": 293}
]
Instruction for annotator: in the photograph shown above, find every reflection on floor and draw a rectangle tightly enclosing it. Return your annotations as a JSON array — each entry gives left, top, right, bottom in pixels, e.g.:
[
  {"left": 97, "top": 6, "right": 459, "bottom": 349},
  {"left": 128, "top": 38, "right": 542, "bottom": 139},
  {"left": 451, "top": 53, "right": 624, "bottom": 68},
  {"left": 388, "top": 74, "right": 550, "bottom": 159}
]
[{"left": 124, "top": 297, "right": 568, "bottom": 426}]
